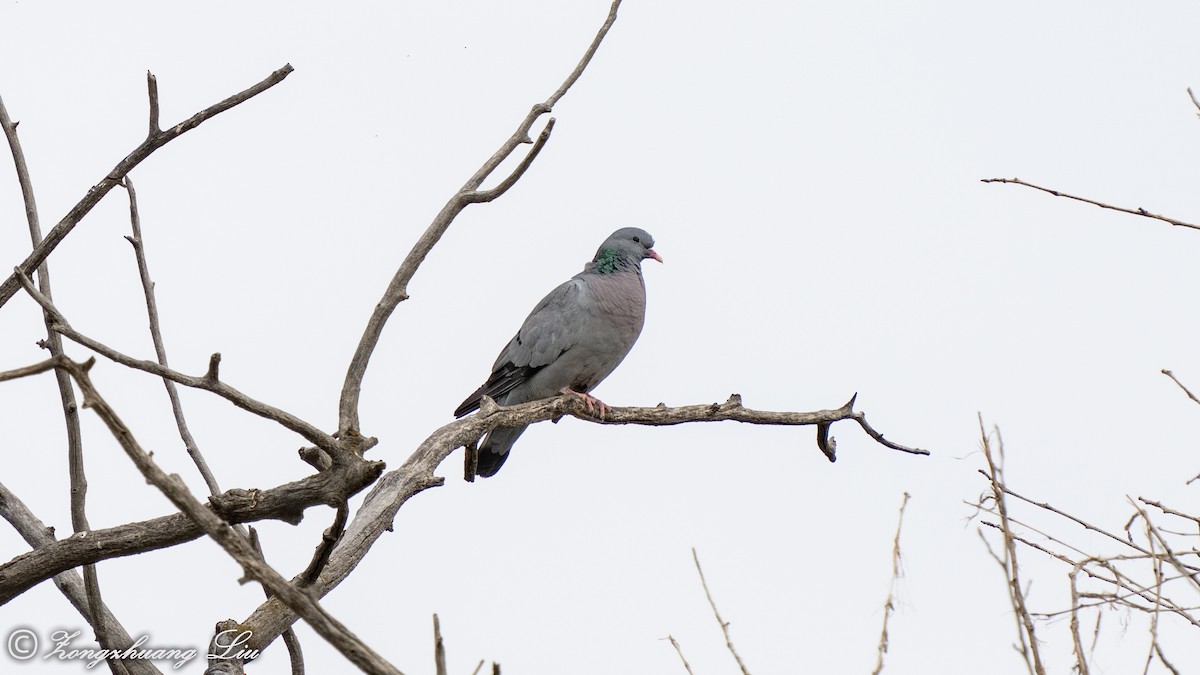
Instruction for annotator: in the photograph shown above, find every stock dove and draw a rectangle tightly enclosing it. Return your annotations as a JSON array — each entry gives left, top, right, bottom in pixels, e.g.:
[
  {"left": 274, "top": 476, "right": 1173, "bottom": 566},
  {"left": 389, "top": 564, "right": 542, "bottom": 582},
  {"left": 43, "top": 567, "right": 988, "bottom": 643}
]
[{"left": 455, "top": 227, "right": 662, "bottom": 477}]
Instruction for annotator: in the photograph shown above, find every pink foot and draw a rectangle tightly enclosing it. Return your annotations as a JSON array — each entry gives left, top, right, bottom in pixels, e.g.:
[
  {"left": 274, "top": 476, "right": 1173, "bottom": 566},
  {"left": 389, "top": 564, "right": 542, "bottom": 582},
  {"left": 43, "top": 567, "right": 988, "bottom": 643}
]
[{"left": 560, "top": 387, "right": 611, "bottom": 419}]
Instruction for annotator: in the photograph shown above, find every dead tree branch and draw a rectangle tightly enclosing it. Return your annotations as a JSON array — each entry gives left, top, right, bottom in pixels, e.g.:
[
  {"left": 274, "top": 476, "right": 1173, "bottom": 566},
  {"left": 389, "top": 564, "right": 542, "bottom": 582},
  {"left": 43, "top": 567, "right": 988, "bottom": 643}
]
[
  {"left": 238, "top": 391, "right": 924, "bottom": 652},
  {"left": 46, "top": 356, "right": 404, "bottom": 675},
  {"left": 664, "top": 636, "right": 695, "bottom": 675},
  {"left": 433, "top": 614, "right": 447, "bottom": 675},
  {"left": 14, "top": 268, "right": 336, "bottom": 451},
  {"left": 121, "top": 176, "right": 222, "bottom": 495},
  {"left": 337, "top": 0, "right": 623, "bottom": 436},
  {"left": 978, "top": 421, "right": 1046, "bottom": 675},
  {"left": 981, "top": 177, "right": 1200, "bottom": 231},
  {"left": 2, "top": 90, "right": 126, "bottom": 674},
  {"left": 692, "top": 547, "right": 751, "bottom": 675},
  {"left": 0, "top": 64, "right": 293, "bottom": 309},
  {"left": 1161, "top": 369, "right": 1200, "bottom": 408},
  {"left": 0, "top": 481, "right": 162, "bottom": 675},
  {"left": 871, "top": 492, "right": 911, "bottom": 675}
]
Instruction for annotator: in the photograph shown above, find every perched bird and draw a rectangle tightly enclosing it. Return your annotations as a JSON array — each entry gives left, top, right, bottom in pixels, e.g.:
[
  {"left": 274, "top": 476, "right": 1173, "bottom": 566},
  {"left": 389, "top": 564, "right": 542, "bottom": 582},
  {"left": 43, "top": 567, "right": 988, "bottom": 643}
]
[{"left": 455, "top": 227, "right": 662, "bottom": 477}]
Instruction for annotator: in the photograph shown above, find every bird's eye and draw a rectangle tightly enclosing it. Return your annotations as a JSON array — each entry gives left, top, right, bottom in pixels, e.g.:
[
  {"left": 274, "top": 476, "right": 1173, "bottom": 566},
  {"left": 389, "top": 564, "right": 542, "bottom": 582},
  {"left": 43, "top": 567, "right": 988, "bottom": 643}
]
[{"left": 632, "top": 236, "right": 641, "bottom": 243}]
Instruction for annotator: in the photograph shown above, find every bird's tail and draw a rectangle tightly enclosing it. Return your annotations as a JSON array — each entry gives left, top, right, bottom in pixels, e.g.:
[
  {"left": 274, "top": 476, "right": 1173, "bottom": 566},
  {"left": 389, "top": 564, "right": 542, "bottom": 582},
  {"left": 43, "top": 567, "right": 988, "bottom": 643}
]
[{"left": 476, "top": 425, "right": 528, "bottom": 477}]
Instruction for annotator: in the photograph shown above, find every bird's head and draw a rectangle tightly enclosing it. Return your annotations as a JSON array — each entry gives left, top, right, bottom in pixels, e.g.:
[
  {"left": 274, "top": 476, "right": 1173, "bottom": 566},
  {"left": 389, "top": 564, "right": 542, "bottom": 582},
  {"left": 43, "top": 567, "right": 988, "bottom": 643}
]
[{"left": 591, "top": 227, "right": 662, "bottom": 273}]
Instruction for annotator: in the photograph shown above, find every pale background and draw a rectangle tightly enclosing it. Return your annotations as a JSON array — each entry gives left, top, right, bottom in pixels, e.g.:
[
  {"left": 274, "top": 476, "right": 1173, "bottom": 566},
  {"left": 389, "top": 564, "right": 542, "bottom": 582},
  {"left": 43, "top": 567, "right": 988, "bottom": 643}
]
[{"left": 2, "top": 1, "right": 1199, "bottom": 673}]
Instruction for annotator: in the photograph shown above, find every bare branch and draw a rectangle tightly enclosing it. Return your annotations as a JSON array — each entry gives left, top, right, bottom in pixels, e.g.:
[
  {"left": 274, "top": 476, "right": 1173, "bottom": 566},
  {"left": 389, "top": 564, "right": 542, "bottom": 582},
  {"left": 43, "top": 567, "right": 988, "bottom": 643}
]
[
  {"left": 0, "top": 64, "right": 294, "bottom": 310},
  {"left": 981, "top": 177, "right": 1200, "bottom": 231},
  {"left": 0, "top": 447, "right": 383, "bottom": 604},
  {"left": 14, "top": 268, "right": 336, "bottom": 450},
  {"left": 337, "top": 0, "right": 624, "bottom": 436},
  {"left": 664, "top": 636, "right": 695, "bottom": 675},
  {"left": 692, "top": 547, "right": 751, "bottom": 675},
  {"left": 978, "top": 421, "right": 1045, "bottom": 675},
  {"left": 871, "top": 492, "right": 911, "bottom": 675},
  {"left": 121, "top": 176, "right": 223, "bottom": 495},
  {"left": 0, "top": 481, "right": 162, "bottom": 675},
  {"left": 1188, "top": 87, "right": 1200, "bottom": 117},
  {"left": 466, "top": 119, "right": 555, "bottom": 204},
  {"left": 0, "top": 356, "right": 58, "bottom": 382},
  {"left": 433, "top": 614, "right": 447, "bottom": 675},
  {"left": 1139, "top": 497, "right": 1200, "bottom": 528},
  {"left": 244, "top": 529, "right": 306, "bottom": 675},
  {"left": 1161, "top": 369, "right": 1200, "bottom": 407},
  {"left": 49, "top": 356, "right": 404, "bottom": 675},
  {"left": 146, "top": 71, "right": 160, "bottom": 135},
  {"left": 2, "top": 90, "right": 125, "bottom": 674},
  {"left": 299, "top": 503, "right": 349, "bottom": 586},
  {"left": 239, "top": 391, "right": 923, "bottom": 652}
]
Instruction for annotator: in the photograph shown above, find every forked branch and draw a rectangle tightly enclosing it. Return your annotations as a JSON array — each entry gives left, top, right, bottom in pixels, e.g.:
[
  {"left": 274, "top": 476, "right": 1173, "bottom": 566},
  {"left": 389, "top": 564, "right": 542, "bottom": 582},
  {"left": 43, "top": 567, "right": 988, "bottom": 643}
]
[
  {"left": 337, "top": 0, "right": 624, "bottom": 436},
  {"left": 239, "top": 391, "right": 924, "bottom": 652},
  {"left": 0, "top": 64, "right": 293, "bottom": 310}
]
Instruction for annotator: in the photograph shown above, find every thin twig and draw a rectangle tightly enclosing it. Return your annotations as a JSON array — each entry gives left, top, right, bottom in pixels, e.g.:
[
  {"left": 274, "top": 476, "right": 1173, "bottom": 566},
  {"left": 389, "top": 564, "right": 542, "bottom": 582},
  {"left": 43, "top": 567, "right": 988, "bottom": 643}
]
[
  {"left": 1068, "top": 566, "right": 1090, "bottom": 675},
  {"left": 146, "top": 71, "right": 160, "bottom": 135},
  {"left": 1161, "top": 369, "right": 1200, "bottom": 407},
  {"left": 692, "top": 547, "right": 751, "bottom": 675},
  {"left": 470, "top": 660, "right": 484, "bottom": 675},
  {"left": 122, "top": 176, "right": 222, "bottom": 496},
  {"left": 664, "top": 636, "right": 695, "bottom": 675},
  {"left": 1, "top": 92, "right": 127, "bottom": 675},
  {"left": 981, "top": 177, "right": 1200, "bottom": 231},
  {"left": 1188, "top": 87, "right": 1200, "bottom": 117},
  {"left": 300, "top": 503, "right": 349, "bottom": 586},
  {"left": 871, "top": 492, "right": 911, "bottom": 675},
  {"left": 337, "top": 0, "right": 624, "bottom": 436},
  {"left": 245, "top": 527, "right": 305, "bottom": 675},
  {"left": 0, "top": 64, "right": 293, "bottom": 310},
  {"left": 433, "top": 614, "right": 447, "bottom": 675},
  {"left": 978, "top": 419, "right": 1045, "bottom": 675},
  {"left": 14, "top": 268, "right": 336, "bottom": 450},
  {"left": 1139, "top": 497, "right": 1200, "bottom": 527}
]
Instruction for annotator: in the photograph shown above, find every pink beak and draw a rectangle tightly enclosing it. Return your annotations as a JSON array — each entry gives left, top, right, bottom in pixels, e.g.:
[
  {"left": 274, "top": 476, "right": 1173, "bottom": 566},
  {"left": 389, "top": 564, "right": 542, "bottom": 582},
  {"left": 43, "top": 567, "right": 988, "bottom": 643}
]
[{"left": 647, "top": 249, "right": 663, "bottom": 263}]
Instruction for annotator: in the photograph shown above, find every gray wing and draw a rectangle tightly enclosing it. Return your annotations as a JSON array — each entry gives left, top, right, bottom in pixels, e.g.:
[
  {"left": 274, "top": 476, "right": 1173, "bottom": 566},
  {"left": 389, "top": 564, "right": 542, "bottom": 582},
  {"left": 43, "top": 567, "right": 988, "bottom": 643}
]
[{"left": 454, "top": 278, "right": 587, "bottom": 417}]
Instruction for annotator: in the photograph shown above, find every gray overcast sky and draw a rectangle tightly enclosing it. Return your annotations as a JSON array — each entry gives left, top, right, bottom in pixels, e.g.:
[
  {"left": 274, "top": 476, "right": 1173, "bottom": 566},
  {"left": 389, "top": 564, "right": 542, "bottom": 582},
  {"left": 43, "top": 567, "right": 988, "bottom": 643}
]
[{"left": 3, "top": 1, "right": 1200, "bottom": 673}]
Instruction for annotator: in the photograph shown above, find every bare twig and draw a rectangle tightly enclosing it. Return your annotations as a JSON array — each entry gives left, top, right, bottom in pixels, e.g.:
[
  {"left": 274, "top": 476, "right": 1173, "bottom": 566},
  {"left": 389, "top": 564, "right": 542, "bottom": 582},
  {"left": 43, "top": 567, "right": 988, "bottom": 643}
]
[
  {"left": 978, "top": 420, "right": 1045, "bottom": 675},
  {"left": 0, "top": 356, "right": 58, "bottom": 381},
  {"left": 48, "top": 355, "right": 404, "bottom": 675},
  {"left": 299, "top": 503, "right": 349, "bottom": 586},
  {"left": 692, "top": 547, "right": 751, "bottom": 675},
  {"left": 1139, "top": 497, "right": 1200, "bottom": 528},
  {"left": 470, "top": 660, "right": 485, "bottom": 675},
  {"left": 664, "top": 636, "right": 695, "bottom": 675},
  {"left": 1188, "top": 87, "right": 1200, "bottom": 117},
  {"left": 1068, "top": 566, "right": 1090, "bottom": 675},
  {"left": 146, "top": 71, "right": 160, "bottom": 135},
  {"left": 1161, "top": 369, "right": 1200, "bottom": 407},
  {"left": 245, "top": 529, "right": 305, "bottom": 675},
  {"left": 122, "top": 176, "right": 222, "bottom": 496},
  {"left": 14, "top": 268, "right": 336, "bottom": 450},
  {"left": 981, "top": 177, "right": 1200, "bottom": 231},
  {"left": 0, "top": 64, "right": 294, "bottom": 309},
  {"left": 434, "top": 614, "right": 447, "bottom": 675},
  {"left": 1, "top": 91, "right": 127, "bottom": 675},
  {"left": 337, "top": 0, "right": 624, "bottom": 436},
  {"left": 871, "top": 492, "right": 911, "bottom": 675}
]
